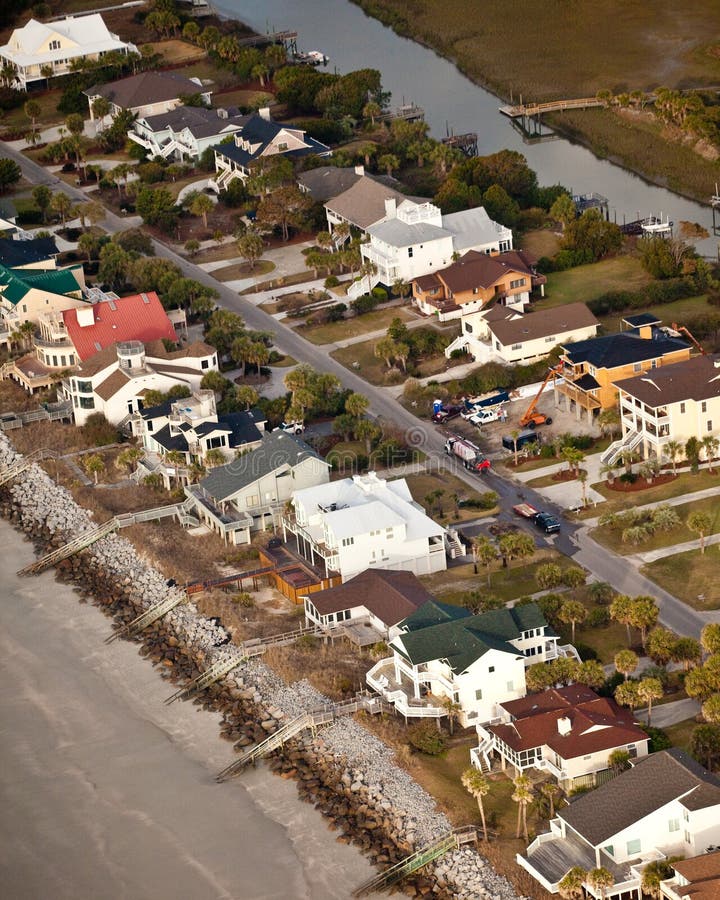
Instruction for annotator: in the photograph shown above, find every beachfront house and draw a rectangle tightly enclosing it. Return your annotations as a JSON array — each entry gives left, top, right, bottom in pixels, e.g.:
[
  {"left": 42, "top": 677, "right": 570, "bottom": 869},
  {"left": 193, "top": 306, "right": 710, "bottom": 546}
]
[
  {"left": 283, "top": 472, "right": 450, "bottom": 583},
  {"left": 367, "top": 600, "right": 569, "bottom": 726},
  {"left": 473, "top": 684, "right": 649, "bottom": 790},
  {"left": 660, "top": 850, "right": 720, "bottom": 899},
  {"left": 85, "top": 71, "right": 211, "bottom": 122},
  {"left": 518, "top": 749, "right": 720, "bottom": 897},
  {"left": 0, "top": 14, "right": 138, "bottom": 90}
]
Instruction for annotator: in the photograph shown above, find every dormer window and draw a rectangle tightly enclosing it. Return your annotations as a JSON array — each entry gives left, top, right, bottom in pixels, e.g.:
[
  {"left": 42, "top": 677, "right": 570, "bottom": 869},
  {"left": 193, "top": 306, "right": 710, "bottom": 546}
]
[{"left": 49, "top": 39, "right": 61, "bottom": 50}]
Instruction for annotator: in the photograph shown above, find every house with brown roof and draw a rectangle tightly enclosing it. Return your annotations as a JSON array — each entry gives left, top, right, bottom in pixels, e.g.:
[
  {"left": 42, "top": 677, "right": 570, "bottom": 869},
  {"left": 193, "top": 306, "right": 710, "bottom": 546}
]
[
  {"left": 661, "top": 850, "right": 720, "bottom": 900},
  {"left": 412, "top": 249, "right": 546, "bottom": 322},
  {"left": 615, "top": 353, "right": 720, "bottom": 463},
  {"left": 324, "top": 177, "right": 423, "bottom": 234},
  {"left": 518, "top": 749, "right": 720, "bottom": 897},
  {"left": 58, "top": 339, "right": 217, "bottom": 426},
  {"left": 473, "top": 684, "right": 649, "bottom": 790},
  {"left": 445, "top": 301, "right": 599, "bottom": 365},
  {"left": 85, "top": 71, "right": 212, "bottom": 121},
  {"left": 302, "top": 568, "right": 436, "bottom": 641}
]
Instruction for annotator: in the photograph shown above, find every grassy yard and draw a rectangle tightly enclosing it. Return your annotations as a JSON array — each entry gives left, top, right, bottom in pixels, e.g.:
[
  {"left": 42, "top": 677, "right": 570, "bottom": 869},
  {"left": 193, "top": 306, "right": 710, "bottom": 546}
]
[
  {"left": 601, "top": 293, "right": 710, "bottom": 335},
  {"left": 592, "top": 495, "right": 720, "bottom": 555},
  {"left": 172, "top": 60, "right": 245, "bottom": 91},
  {"left": 584, "top": 469, "right": 720, "bottom": 516},
  {"left": 642, "top": 548, "right": 720, "bottom": 610},
  {"left": 296, "top": 306, "right": 413, "bottom": 346},
  {"left": 537, "top": 255, "right": 653, "bottom": 311},
  {"left": 332, "top": 338, "right": 401, "bottom": 385},
  {"left": 269, "top": 354, "right": 297, "bottom": 368},
  {"left": 153, "top": 39, "right": 206, "bottom": 65},
  {"left": 2, "top": 90, "right": 65, "bottom": 131},
  {"left": 212, "top": 259, "right": 275, "bottom": 282},
  {"left": 664, "top": 718, "right": 698, "bottom": 754},
  {"left": 403, "top": 470, "right": 498, "bottom": 525},
  {"left": 519, "top": 228, "right": 561, "bottom": 260}
]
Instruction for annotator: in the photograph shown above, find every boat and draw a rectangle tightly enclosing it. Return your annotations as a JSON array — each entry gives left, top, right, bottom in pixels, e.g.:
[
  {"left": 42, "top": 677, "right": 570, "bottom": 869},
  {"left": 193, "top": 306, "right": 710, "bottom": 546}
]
[{"left": 295, "top": 50, "right": 328, "bottom": 66}]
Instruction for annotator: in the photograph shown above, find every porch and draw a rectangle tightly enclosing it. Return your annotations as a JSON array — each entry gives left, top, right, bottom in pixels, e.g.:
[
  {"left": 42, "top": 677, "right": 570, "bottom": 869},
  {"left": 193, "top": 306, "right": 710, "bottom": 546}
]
[
  {"left": 366, "top": 657, "right": 444, "bottom": 719},
  {"left": 555, "top": 377, "right": 602, "bottom": 423}
]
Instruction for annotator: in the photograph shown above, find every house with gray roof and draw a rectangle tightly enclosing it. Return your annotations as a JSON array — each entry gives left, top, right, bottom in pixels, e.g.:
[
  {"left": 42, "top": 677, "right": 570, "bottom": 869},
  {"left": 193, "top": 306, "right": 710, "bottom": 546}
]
[
  {"left": 519, "top": 749, "right": 720, "bottom": 897},
  {"left": 128, "top": 106, "right": 249, "bottom": 162},
  {"left": 85, "top": 71, "right": 211, "bottom": 121},
  {"left": 367, "top": 600, "right": 572, "bottom": 726},
  {"left": 184, "top": 430, "right": 330, "bottom": 544}
]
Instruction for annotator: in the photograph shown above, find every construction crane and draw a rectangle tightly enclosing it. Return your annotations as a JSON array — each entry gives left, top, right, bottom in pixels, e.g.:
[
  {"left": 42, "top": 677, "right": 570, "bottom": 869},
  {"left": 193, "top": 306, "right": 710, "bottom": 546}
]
[
  {"left": 672, "top": 323, "right": 706, "bottom": 356},
  {"left": 519, "top": 364, "right": 563, "bottom": 428}
]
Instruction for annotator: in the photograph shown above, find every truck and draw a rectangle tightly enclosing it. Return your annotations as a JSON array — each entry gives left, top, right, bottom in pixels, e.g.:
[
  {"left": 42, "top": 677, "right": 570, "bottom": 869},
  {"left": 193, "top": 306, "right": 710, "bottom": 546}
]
[
  {"left": 512, "top": 503, "right": 561, "bottom": 534},
  {"left": 432, "top": 403, "right": 464, "bottom": 423},
  {"left": 444, "top": 436, "right": 491, "bottom": 473},
  {"left": 467, "top": 406, "right": 506, "bottom": 428},
  {"left": 513, "top": 502, "right": 539, "bottom": 519}
]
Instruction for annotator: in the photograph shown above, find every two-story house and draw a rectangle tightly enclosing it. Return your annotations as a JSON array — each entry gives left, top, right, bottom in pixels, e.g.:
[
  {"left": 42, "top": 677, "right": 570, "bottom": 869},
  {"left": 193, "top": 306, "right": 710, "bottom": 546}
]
[
  {"left": 210, "top": 109, "right": 331, "bottom": 193},
  {"left": 412, "top": 249, "right": 545, "bottom": 322},
  {"left": 445, "top": 301, "right": 599, "bottom": 365},
  {"left": 0, "top": 236, "right": 59, "bottom": 271},
  {"left": 128, "top": 106, "right": 248, "bottom": 162},
  {"left": 1, "top": 15, "right": 138, "bottom": 90},
  {"left": 519, "top": 749, "right": 720, "bottom": 897},
  {"left": 354, "top": 199, "right": 513, "bottom": 300},
  {"left": 283, "top": 472, "right": 448, "bottom": 582},
  {"left": 555, "top": 316, "right": 691, "bottom": 427},
  {"left": 660, "top": 850, "right": 720, "bottom": 899},
  {"left": 474, "top": 684, "right": 649, "bottom": 791},
  {"left": 85, "top": 71, "right": 211, "bottom": 122},
  {"left": 367, "top": 600, "right": 568, "bottom": 726},
  {"left": 615, "top": 354, "right": 720, "bottom": 462},
  {"left": 184, "top": 430, "right": 331, "bottom": 545},
  {"left": 324, "top": 176, "right": 427, "bottom": 236}
]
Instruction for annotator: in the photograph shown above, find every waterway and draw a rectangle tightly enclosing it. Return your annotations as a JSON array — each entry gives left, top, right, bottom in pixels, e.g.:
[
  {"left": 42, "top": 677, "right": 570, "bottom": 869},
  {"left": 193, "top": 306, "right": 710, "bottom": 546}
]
[
  {"left": 0, "top": 521, "right": 376, "bottom": 900},
  {"left": 220, "top": 0, "right": 718, "bottom": 256}
]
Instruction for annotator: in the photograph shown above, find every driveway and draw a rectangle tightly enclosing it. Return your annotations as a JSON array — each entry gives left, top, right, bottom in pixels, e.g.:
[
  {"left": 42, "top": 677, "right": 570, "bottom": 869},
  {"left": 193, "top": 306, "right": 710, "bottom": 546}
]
[{"left": 636, "top": 697, "right": 700, "bottom": 729}]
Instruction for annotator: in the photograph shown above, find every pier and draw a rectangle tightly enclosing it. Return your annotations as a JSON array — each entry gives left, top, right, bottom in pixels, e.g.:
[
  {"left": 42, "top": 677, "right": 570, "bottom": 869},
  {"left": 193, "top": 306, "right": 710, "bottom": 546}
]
[
  {"left": 499, "top": 97, "right": 605, "bottom": 118},
  {"left": 442, "top": 131, "right": 478, "bottom": 157}
]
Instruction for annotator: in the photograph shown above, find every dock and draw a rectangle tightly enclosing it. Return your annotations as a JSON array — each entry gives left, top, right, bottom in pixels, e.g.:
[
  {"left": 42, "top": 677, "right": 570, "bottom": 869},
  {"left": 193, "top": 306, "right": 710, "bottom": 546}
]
[
  {"left": 499, "top": 97, "right": 604, "bottom": 118},
  {"left": 379, "top": 102, "right": 425, "bottom": 123},
  {"left": 441, "top": 132, "right": 478, "bottom": 157}
]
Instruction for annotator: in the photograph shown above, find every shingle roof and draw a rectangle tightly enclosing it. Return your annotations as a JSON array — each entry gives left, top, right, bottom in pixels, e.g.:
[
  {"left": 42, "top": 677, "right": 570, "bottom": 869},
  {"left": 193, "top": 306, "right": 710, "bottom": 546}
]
[
  {"left": 560, "top": 749, "right": 720, "bottom": 846},
  {"left": 86, "top": 71, "right": 206, "bottom": 110},
  {"left": 563, "top": 331, "right": 689, "bottom": 369},
  {"left": 368, "top": 217, "right": 450, "bottom": 247},
  {"left": 399, "top": 598, "right": 469, "bottom": 633},
  {"left": 197, "top": 430, "right": 326, "bottom": 502},
  {"left": 63, "top": 292, "right": 175, "bottom": 361},
  {"left": 671, "top": 850, "right": 720, "bottom": 899},
  {"left": 307, "top": 569, "right": 436, "bottom": 625},
  {"left": 489, "top": 302, "right": 598, "bottom": 346},
  {"left": 427, "top": 249, "right": 534, "bottom": 294},
  {"left": 140, "top": 105, "right": 248, "bottom": 139},
  {"left": 0, "top": 237, "right": 58, "bottom": 268},
  {"left": 298, "top": 166, "right": 364, "bottom": 201},
  {"left": 622, "top": 313, "right": 662, "bottom": 329},
  {"left": 94, "top": 368, "right": 130, "bottom": 401},
  {"left": 395, "top": 602, "right": 545, "bottom": 674},
  {"left": 325, "top": 177, "right": 421, "bottom": 230},
  {"left": 616, "top": 354, "right": 720, "bottom": 407},
  {"left": 213, "top": 113, "right": 330, "bottom": 168}
]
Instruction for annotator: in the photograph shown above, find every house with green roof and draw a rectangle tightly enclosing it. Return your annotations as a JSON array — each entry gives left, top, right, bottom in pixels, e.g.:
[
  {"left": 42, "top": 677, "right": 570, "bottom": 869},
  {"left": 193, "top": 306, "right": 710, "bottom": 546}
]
[
  {"left": 367, "top": 600, "right": 571, "bottom": 726},
  {"left": 0, "top": 260, "right": 86, "bottom": 344}
]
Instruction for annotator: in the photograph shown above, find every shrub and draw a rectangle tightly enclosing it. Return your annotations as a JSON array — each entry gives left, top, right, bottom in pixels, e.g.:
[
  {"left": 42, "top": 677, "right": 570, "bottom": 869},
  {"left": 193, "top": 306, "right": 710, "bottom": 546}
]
[
  {"left": 586, "top": 607, "right": 610, "bottom": 628},
  {"left": 573, "top": 643, "right": 599, "bottom": 661},
  {"left": 643, "top": 726, "right": 671, "bottom": 753},
  {"left": 81, "top": 412, "right": 118, "bottom": 446},
  {"left": 450, "top": 348, "right": 469, "bottom": 360},
  {"left": 232, "top": 591, "right": 255, "bottom": 608},
  {"left": 324, "top": 275, "right": 340, "bottom": 288},
  {"left": 407, "top": 721, "right": 447, "bottom": 756},
  {"left": 351, "top": 293, "right": 379, "bottom": 315},
  {"left": 371, "top": 286, "right": 388, "bottom": 302},
  {"left": 619, "top": 471, "right": 637, "bottom": 484}
]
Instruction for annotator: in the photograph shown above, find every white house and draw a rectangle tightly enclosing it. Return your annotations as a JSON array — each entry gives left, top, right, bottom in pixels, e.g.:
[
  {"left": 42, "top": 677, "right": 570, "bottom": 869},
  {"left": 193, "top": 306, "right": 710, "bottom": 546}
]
[
  {"left": 354, "top": 199, "right": 513, "bottom": 299},
  {"left": 0, "top": 15, "right": 138, "bottom": 90},
  {"left": 518, "top": 749, "right": 720, "bottom": 898},
  {"left": 615, "top": 353, "right": 720, "bottom": 462},
  {"left": 59, "top": 339, "right": 218, "bottom": 426},
  {"left": 184, "top": 430, "right": 331, "bottom": 545},
  {"left": 660, "top": 850, "right": 720, "bottom": 899},
  {"left": 474, "top": 684, "right": 649, "bottom": 790},
  {"left": 283, "top": 472, "right": 448, "bottom": 582},
  {"left": 324, "top": 175, "right": 427, "bottom": 235},
  {"left": 210, "top": 109, "right": 331, "bottom": 193},
  {"left": 367, "top": 600, "right": 565, "bottom": 726},
  {"left": 128, "top": 106, "right": 248, "bottom": 162},
  {"left": 85, "top": 71, "right": 211, "bottom": 121},
  {"left": 302, "top": 568, "right": 436, "bottom": 642},
  {"left": 445, "top": 301, "right": 599, "bottom": 365}
]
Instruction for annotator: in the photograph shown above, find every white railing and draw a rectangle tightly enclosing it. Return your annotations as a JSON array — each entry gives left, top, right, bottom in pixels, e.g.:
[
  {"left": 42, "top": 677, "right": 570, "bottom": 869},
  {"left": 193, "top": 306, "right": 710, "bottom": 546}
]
[{"left": 601, "top": 429, "right": 642, "bottom": 465}]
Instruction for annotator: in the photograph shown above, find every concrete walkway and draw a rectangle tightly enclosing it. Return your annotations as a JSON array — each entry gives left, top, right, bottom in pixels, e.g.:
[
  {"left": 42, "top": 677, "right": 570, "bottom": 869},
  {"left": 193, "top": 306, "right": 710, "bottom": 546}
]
[
  {"left": 628, "top": 532, "right": 720, "bottom": 564},
  {"left": 636, "top": 697, "right": 700, "bottom": 728},
  {"left": 513, "top": 451, "right": 606, "bottom": 485},
  {"left": 582, "top": 483, "right": 720, "bottom": 529}
]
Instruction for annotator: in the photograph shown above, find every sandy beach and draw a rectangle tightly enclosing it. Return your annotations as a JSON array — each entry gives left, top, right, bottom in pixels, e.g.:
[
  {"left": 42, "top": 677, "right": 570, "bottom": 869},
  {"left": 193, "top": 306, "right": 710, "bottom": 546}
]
[{"left": 0, "top": 520, "right": 376, "bottom": 900}]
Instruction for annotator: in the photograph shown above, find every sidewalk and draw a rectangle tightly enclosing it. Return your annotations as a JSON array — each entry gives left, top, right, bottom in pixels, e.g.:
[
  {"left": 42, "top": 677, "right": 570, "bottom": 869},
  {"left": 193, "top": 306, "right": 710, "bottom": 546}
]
[
  {"left": 581, "top": 483, "right": 720, "bottom": 529},
  {"left": 636, "top": 697, "right": 700, "bottom": 728},
  {"left": 628, "top": 532, "right": 720, "bottom": 564}
]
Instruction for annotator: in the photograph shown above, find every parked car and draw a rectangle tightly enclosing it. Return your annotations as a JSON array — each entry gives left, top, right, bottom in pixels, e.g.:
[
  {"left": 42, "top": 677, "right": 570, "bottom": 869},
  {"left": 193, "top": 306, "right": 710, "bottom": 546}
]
[
  {"left": 502, "top": 430, "right": 540, "bottom": 451},
  {"left": 534, "top": 512, "right": 561, "bottom": 534},
  {"left": 432, "top": 404, "right": 464, "bottom": 423},
  {"left": 274, "top": 421, "right": 305, "bottom": 434}
]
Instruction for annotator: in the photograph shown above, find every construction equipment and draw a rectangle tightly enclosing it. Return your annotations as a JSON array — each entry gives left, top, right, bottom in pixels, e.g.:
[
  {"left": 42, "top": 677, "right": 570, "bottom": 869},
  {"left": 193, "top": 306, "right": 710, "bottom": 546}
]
[
  {"left": 519, "top": 365, "right": 562, "bottom": 428},
  {"left": 672, "top": 323, "right": 706, "bottom": 356}
]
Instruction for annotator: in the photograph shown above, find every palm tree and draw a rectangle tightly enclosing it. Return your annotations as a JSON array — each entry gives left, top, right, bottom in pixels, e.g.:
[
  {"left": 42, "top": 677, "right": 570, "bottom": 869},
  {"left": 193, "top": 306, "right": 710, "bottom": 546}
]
[
  {"left": 82, "top": 453, "right": 105, "bottom": 484},
  {"left": 362, "top": 100, "right": 382, "bottom": 125},
  {"left": 664, "top": 439, "right": 683, "bottom": 475},
  {"left": 51, "top": 192, "right": 74, "bottom": 226},
  {"left": 587, "top": 867, "right": 614, "bottom": 900},
  {"left": 701, "top": 434, "right": 719, "bottom": 473},
  {"left": 638, "top": 677, "right": 663, "bottom": 727},
  {"left": 378, "top": 154, "right": 400, "bottom": 177},
  {"left": 190, "top": 193, "right": 214, "bottom": 229},
  {"left": 558, "top": 866, "right": 586, "bottom": 899},
  {"left": 510, "top": 429, "right": 520, "bottom": 467},
  {"left": 163, "top": 450, "right": 186, "bottom": 487},
  {"left": 24, "top": 99, "right": 41, "bottom": 136},
  {"left": 558, "top": 600, "right": 587, "bottom": 644},
  {"left": 441, "top": 696, "right": 462, "bottom": 735},
  {"left": 614, "top": 649, "right": 638, "bottom": 681},
  {"left": 538, "top": 781, "right": 562, "bottom": 819},
  {"left": 116, "top": 447, "right": 141, "bottom": 473},
  {"left": 461, "top": 767, "right": 490, "bottom": 841},
  {"left": 512, "top": 773, "right": 533, "bottom": 842},
  {"left": 205, "top": 448, "right": 226, "bottom": 468},
  {"left": 687, "top": 510, "right": 712, "bottom": 554},
  {"left": 614, "top": 680, "right": 641, "bottom": 713}
]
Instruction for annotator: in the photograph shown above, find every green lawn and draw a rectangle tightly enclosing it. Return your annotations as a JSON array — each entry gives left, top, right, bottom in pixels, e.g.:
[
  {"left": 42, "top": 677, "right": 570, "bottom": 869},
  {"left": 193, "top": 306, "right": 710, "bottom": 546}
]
[
  {"left": 296, "top": 306, "right": 413, "bottom": 346},
  {"left": 642, "top": 548, "right": 720, "bottom": 610},
  {"left": 592, "top": 495, "right": 720, "bottom": 555},
  {"left": 601, "top": 294, "right": 710, "bottom": 334},
  {"left": 579, "top": 469, "right": 720, "bottom": 518},
  {"left": 519, "top": 228, "right": 561, "bottom": 260},
  {"left": 212, "top": 259, "right": 275, "bottom": 282},
  {"left": 537, "top": 255, "right": 653, "bottom": 310},
  {"left": 664, "top": 718, "right": 698, "bottom": 754},
  {"left": 2, "top": 90, "right": 65, "bottom": 131}
]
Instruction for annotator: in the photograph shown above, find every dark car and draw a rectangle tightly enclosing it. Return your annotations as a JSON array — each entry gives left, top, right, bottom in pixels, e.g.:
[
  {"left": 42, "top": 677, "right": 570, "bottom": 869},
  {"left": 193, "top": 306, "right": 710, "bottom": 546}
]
[
  {"left": 432, "top": 404, "right": 463, "bottom": 423},
  {"left": 533, "top": 512, "right": 561, "bottom": 534}
]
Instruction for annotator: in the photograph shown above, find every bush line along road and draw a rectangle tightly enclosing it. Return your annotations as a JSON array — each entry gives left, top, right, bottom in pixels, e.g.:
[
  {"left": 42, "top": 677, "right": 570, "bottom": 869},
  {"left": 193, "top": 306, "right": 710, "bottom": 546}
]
[{"left": 2, "top": 141, "right": 705, "bottom": 640}]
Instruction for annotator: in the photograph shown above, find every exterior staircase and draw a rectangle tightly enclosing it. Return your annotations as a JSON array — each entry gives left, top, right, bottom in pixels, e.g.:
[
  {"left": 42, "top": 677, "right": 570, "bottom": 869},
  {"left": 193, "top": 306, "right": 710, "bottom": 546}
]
[
  {"left": 0, "top": 447, "right": 57, "bottom": 487},
  {"left": 105, "top": 591, "right": 186, "bottom": 644},
  {"left": 600, "top": 429, "right": 642, "bottom": 466},
  {"left": 346, "top": 273, "right": 380, "bottom": 301},
  {"left": 444, "top": 528, "right": 466, "bottom": 559}
]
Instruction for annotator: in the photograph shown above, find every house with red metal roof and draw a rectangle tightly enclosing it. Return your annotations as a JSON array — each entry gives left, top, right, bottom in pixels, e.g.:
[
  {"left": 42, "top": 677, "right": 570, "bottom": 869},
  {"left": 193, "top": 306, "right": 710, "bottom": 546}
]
[{"left": 473, "top": 684, "right": 649, "bottom": 790}]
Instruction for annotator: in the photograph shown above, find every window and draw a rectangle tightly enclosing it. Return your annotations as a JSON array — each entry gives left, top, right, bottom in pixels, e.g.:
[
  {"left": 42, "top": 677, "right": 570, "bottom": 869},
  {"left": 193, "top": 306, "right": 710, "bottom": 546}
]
[
  {"left": 583, "top": 754, "right": 592, "bottom": 760},
  {"left": 626, "top": 838, "right": 641, "bottom": 856},
  {"left": 603, "top": 845, "right": 614, "bottom": 857},
  {"left": 49, "top": 39, "right": 61, "bottom": 50},
  {"left": 341, "top": 537, "right": 354, "bottom": 547},
  {"left": 408, "top": 247, "right": 413, "bottom": 258},
  {"left": 277, "top": 141, "right": 288, "bottom": 151},
  {"left": 506, "top": 681, "right": 514, "bottom": 691},
  {"left": 680, "top": 402, "right": 686, "bottom": 414},
  {"left": 651, "top": 359, "right": 658, "bottom": 369},
  {"left": 465, "top": 322, "right": 473, "bottom": 334},
  {"left": 79, "top": 396, "right": 95, "bottom": 410},
  {"left": 545, "top": 335, "right": 556, "bottom": 343},
  {"left": 509, "top": 278, "right": 526, "bottom": 289},
  {"left": 386, "top": 527, "right": 393, "bottom": 538},
  {"left": 708, "top": 420, "right": 713, "bottom": 432},
  {"left": 633, "top": 362, "right": 643, "bottom": 372},
  {"left": 488, "top": 666, "right": 495, "bottom": 673},
  {"left": 76, "top": 379, "right": 92, "bottom": 393},
  {"left": 512, "top": 343, "right": 522, "bottom": 350},
  {"left": 684, "top": 831, "right": 691, "bottom": 843},
  {"left": 201, "top": 359, "right": 209, "bottom": 369},
  {"left": 683, "top": 808, "right": 689, "bottom": 821},
  {"left": 702, "top": 401, "right": 707, "bottom": 413},
  {"left": 472, "top": 287, "right": 479, "bottom": 294},
  {"left": 475, "top": 689, "right": 483, "bottom": 700},
  {"left": 668, "top": 818, "right": 680, "bottom": 832}
]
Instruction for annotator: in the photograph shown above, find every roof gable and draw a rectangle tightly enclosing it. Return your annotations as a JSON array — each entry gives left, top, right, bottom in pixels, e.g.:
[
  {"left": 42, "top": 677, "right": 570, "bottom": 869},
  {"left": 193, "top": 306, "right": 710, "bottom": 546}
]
[{"left": 307, "top": 569, "right": 436, "bottom": 625}]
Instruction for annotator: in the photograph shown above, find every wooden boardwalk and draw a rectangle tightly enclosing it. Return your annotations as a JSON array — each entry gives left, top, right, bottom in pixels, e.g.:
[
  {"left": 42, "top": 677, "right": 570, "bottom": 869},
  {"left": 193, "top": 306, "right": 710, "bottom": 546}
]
[{"left": 499, "top": 97, "right": 604, "bottom": 118}]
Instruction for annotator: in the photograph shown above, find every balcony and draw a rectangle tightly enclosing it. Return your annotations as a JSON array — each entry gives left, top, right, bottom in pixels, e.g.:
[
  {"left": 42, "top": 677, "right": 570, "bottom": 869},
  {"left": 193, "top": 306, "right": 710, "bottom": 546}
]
[{"left": 366, "top": 657, "right": 444, "bottom": 718}]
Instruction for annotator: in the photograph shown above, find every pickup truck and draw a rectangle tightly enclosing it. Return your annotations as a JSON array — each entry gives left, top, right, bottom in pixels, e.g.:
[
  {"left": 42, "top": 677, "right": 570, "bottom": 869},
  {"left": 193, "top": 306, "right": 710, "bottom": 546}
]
[
  {"left": 432, "top": 404, "right": 464, "bottom": 423},
  {"left": 512, "top": 503, "right": 561, "bottom": 534},
  {"left": 467, "top": 406, "right": 506, "bottom": 427}
]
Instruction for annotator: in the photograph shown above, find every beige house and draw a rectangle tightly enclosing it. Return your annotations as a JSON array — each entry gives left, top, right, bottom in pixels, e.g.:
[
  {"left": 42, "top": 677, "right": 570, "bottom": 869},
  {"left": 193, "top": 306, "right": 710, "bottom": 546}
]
[
  {"left": 615, "top": 354, "right": 720, "bottom": 461},
  {"left": 85, "top": 71, "right": 211, "bottom": 121}
]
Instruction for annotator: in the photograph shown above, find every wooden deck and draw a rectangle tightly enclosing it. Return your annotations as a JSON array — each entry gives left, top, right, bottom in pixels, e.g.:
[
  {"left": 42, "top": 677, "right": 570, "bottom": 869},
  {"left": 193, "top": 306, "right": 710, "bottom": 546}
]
[{"left": 499, "top": 97, "right": 604, "bottom": 118}]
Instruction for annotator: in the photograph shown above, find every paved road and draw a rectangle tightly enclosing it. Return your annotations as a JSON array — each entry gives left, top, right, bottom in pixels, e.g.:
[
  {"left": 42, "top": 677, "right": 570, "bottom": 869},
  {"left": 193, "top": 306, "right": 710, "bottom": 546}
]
[{"left": 1, "top": 142, "right": 709, "bottom": 639}]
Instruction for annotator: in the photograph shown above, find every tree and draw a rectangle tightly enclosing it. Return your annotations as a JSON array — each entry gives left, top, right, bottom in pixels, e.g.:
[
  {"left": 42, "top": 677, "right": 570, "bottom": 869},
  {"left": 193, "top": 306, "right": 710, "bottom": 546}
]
[
  {"left": 98, "top": 243, "right": 132, "bottom": 290},
  {"left": 78, "top": 232, "right": 101, "bottom": 262},
  {"left": 638, "top": 677, "right": 663, "bottom": 726},
  {"left": 587, "top": 868, "right": 614, "bottom": 900},
  {"left": 686, "top": 436, "right": 701, "bottom": 473},
  {"left": 702, "top": 434, "right": 719, "bottom": 473},
  {"left": 356, "top": 419, "right": 382, "bottom": 454},
  {"left": 629, "top": 595, "right": 659, "bottom": 647},
  {"left": 512, "top": 773, "right": 533, "bottom": 842},
  {"left": 470, "top": 536, "right": 496, "bottom": 584},
  {"left": 234, "top": 385, "right": 259, "bottom": 410},
  {"left": 461, "top": 768, "right": 490, "bottom": 841},
  {"left": 535, "top": 562, "right": 563, "bottom": 590},
  {"left": 65, "top": 112, "right": 84, "bottom": 137},
  {"left": 189, "top": 192, "right": 214, "bottom": 229},
  {"left": 646, "top": 627, "right": 675, "bottom": 667},
  {"left": 50, "top": 192, "right": 74, "bottom": 226},
  {"left": 205, "top": 448, "right": 226, "bottom": 468},
  {"left": 549, "top": 193, "right": 576, "bottom": 231},
  {"left": 610, "top": 594, "right": 635, "bottom": 646},
  {"left": 687, "top": 510, "right": 712, "bottom": 554},
  {"left": 685, "top": 667, "right": 719, "bottom": 702},
  {"left": 344, "top": 392, "right": 370, "bottom": 419},
  {"left": 184, "top": 238, "right": 200, "bottom": 257},
  {"left": 509, "top": 429, "right": 521, "bottom": 467},
  {"left": 615, "top": 680, "right": 641, "bottom": 713},
  {"left": 135, "top": 186, "right": 178, "bottom": 232},
  {"left": 256, "top": 185, "right": 311, "bottom": 241},
  {"left": 576, "top": 660, "right": 605, "bottom": 689},
  {"left": 562, "top": 567, "right": 586, "bottom": 589},
  {"left": 82, "top": 453, "right": 105, "bottom": 484},
  {"left": 378, "top": 153, "right": 400, "bottom": 177},
  {"left": 0, "top": 158, "right": 22, "bottom": 194},
  {"left": 702, "top": 694, "right": 720, "bottom": 725},
  {"left": 497, "top": 532, "right": 535, "bottom": 568},
  {"left": 690, "top": 723, "right": 720, "bottom": 770},
  {"left": 116, "top": 447, "right": 142, "bottom": 473},
  {"left": 671, "top": 637, "right": 702, "bottom": 671},
  {"left": 441, "top": 696, "right": 462, "bottom": 735},
  {"left": 562, "top": 209, "right": 622, "bottom": 262},
  {"left": 614, "top": 649, "right": 638, "bottom": 681},
  {"left": 374, "top": 336, "right": 399, "bottom": 369},
  {"left": 538, "top": 780, "right": 562, "bottom": 819},
  {"left": 558, "top": 866, "right": 586, "bottom": 900},
  {"left": 76, "top": 200, "right": 104, "bottom": 231},
  {"left": 236, "top": 231, "right": 265, "bottom": 270},
  {"left": 608, "top": 749, "right": 631, "bottom": 774},
  {"left": 24, "top": 99, "right": 41, "bottom": 135},
  {"left": 558, "top": 600, "right": 587, "bottom": 644},
  {"left": 702, "top": 623, "right": 720, "bottom": 656},
  {"left": 91, "top": 96, "right": 111, "bottom": 127},
  {"left": 362, "top": 100, "right": 382, "bottom": 125},
  {"left": 664, "top": 439, "right": 683, "bottom": 475},
  {"left": 32, "top": 184, "right": 52, "bottom": 223},
  {"left": 482, "top": 183, "right": 520, "bottom": 228}
]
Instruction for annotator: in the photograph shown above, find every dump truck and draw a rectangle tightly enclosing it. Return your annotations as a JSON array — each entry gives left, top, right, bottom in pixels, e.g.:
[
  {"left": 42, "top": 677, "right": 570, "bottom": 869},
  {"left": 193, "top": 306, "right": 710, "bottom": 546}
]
[{"left": 444, "top": 436, "right": 491, "bottom": 473}]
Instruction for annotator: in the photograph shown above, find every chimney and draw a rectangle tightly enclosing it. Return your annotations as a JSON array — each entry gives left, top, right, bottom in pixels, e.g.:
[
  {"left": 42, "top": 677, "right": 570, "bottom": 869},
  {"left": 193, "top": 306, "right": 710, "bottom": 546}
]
[
  {"left": 557, "top": 716, "right": 572, "bottom": 736},
  {"left": 384, "top": 198, "right": 397, "bottom": 218},
  {"left": 354, "top": 164, "right": 365, "bottom": 176},
  {"left": 258, "top": 106, "right": 271, "bottom": 121}
]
